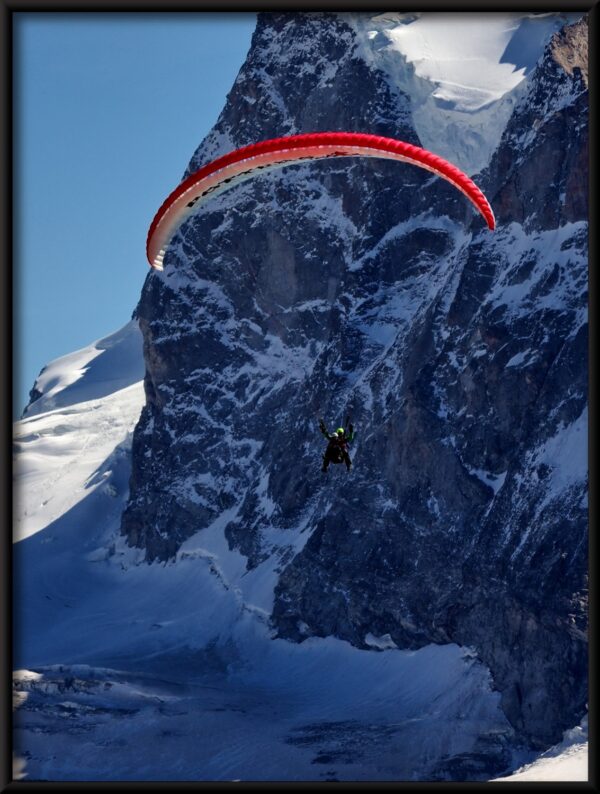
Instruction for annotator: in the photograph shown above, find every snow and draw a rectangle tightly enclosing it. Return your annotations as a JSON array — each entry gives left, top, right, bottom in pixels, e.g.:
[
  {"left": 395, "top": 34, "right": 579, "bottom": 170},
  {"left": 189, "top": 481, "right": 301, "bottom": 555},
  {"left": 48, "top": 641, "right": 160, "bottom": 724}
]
[
  {"left": 535, "top": 408, "right": 588, "bottom": 501},
  {"left": 467, "top": 468, "right": 507, "bottom": 495},
  {"left": 506, "top": 349, "right": 537, "bottom": 368},
  {"left": 492, "top": 718, "right": 588, "bottom": 782},
  {"left": 502, "top": 404, "right": 587, "bottom": 563},
  {"left": 13, "top": 321, "right": 145, "bottom": 542},
  {"left": 12, "top": 641, "right": 511, "bottom": 782},
  {"left": 22, "top": 319, "right": 144, "bottom": 418},
  {"left": 383, "top": 15, "right": 540, "bottom": 110},
  {"left": 13, "top": 381, "right": 143, "bottom": 542},
  {"left": 481, "top": 222, "right": 587, "bottom": 334},
  {"left": 365, "top": 632, "right": 398, "bottom": 650},
  {"left": 348, "top": 12, "right": 582, "bottom": 174},
  {"left": 522, "top": 406, "right": 588, "bottom": 523}
]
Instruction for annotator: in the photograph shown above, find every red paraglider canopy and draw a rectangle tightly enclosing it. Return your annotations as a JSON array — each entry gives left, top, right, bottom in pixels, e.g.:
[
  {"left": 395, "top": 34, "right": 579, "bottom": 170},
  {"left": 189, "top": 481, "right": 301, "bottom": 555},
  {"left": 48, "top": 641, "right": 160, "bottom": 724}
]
[{"left": 147, "top": 132, "right": 495, "bottom": 270}]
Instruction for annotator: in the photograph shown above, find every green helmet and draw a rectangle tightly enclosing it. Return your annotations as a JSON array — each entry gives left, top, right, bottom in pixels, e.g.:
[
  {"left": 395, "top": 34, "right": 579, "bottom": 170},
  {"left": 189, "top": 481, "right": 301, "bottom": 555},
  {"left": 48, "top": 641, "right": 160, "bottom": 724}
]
[{"left": 336, "top": 427, "right": 345, "bottom": 435}]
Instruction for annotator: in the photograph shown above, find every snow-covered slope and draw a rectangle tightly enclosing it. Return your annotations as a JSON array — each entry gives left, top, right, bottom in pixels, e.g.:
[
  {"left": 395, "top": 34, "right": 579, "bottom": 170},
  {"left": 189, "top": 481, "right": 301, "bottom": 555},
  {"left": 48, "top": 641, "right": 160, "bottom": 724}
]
[
  {"left": 14, "top": 321, "right": 145, "bottom": 541},
  {"left": 492, "top": 719, "right": 588, "bottom": 782},
  {"left": 348, "top": 12, "right": 581, "bottom": 173},
  {"left": 22, "top": 319, "right": 145, "bottom": 419}
]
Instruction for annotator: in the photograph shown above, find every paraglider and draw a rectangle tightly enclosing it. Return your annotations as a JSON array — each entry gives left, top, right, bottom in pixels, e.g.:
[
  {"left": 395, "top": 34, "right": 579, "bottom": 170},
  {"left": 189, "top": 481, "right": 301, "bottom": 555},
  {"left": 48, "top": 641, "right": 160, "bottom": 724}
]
[
  {"left": 146, "top": 133, "right": 496, "bottom": 476},
  {"left": 319, "top": 417, "right": 354, "bottom": 473},
  {"left": 146, "top": 132, "right": 496, "bottom": 271}
]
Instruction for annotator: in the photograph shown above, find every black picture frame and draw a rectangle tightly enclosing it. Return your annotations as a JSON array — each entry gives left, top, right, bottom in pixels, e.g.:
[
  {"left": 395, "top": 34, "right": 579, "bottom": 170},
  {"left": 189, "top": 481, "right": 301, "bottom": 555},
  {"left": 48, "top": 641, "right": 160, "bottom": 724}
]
[{"left": 2, "top": 1, "right": 596, "bottom": 790}]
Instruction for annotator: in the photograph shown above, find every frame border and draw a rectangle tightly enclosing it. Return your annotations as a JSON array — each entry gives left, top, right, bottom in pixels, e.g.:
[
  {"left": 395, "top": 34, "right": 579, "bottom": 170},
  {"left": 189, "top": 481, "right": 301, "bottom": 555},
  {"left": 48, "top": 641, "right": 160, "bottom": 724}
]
[{"left": 3, "top": 1, "right": 597, "bottom": 790}]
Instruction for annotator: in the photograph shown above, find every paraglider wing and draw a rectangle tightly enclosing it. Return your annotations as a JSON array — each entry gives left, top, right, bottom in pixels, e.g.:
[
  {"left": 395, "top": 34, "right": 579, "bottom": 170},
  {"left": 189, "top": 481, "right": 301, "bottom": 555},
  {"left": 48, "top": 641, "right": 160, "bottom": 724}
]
[{"left": 146, "top": 132, "right": 496, "bottom": 271}]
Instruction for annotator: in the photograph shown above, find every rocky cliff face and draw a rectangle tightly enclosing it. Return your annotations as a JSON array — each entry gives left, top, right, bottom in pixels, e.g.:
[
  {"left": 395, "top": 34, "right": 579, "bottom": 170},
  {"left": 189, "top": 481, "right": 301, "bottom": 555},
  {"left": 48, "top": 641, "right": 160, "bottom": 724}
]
[{"left": 121, "top": 12, "right": 588, "bottom": 752}]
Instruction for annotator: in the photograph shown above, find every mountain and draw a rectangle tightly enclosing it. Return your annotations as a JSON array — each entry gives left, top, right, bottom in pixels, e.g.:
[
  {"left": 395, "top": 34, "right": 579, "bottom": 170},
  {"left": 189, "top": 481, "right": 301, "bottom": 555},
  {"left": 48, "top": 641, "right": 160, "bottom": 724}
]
[
  {"left": 13, "top": 324, "right": 518, "bottom": 782},
  {"left": 14, "top": 12, "right": 588, "bottom": 782}
]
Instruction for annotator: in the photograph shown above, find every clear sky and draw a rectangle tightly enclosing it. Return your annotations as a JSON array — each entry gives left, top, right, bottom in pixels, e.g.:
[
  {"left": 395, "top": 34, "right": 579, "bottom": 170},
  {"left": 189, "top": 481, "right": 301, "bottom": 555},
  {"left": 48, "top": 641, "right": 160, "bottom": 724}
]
[{"left": 13, "top": 12, "right": 257, "bottom": 418}]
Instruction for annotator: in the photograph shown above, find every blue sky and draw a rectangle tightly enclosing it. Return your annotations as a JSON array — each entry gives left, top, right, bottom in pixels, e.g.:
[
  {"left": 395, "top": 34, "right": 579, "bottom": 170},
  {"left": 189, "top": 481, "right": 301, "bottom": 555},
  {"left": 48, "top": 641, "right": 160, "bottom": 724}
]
[{"left": 13, "top": 12, "right": 257, "bottom": 417}]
